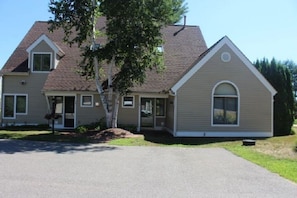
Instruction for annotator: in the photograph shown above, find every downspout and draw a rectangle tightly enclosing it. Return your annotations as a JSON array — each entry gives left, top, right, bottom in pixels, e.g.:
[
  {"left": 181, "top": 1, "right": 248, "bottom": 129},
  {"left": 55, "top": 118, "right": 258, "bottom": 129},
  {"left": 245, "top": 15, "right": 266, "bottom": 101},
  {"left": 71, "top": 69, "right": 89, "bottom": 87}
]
[
  {"left": 271, "top": 94, "right": 275, "bottom": 137},
  {"left": 170, "top": 89, "right": 177, "bottom": 137},
  {"left": 137, "top": 96, "right": 141, "bottom": 132}
]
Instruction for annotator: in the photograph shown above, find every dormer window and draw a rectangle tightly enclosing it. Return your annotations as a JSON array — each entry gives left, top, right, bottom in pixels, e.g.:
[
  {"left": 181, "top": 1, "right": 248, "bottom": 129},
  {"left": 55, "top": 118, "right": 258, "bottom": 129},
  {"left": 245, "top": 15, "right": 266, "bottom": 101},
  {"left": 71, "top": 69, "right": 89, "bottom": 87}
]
[
  {"left": 32, "top": 53, "right": 52, "bottom": 72},
  {"left": 26, "top": 34, "right": 64, "bottom": 73}
]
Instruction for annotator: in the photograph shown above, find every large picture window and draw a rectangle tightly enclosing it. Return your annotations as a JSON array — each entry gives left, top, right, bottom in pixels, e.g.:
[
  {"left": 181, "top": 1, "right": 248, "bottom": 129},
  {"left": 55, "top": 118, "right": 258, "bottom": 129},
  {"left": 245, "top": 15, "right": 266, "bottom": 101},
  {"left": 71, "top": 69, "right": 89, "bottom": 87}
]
[
  {"left": 32, "top": 53, "right": 51, "bottom": 72},
  {"left": 3, "top": 94, "right": 28, "bottom": 118},
  {"left": 213, "top": 82, "right": 239, "bottom": 125}
]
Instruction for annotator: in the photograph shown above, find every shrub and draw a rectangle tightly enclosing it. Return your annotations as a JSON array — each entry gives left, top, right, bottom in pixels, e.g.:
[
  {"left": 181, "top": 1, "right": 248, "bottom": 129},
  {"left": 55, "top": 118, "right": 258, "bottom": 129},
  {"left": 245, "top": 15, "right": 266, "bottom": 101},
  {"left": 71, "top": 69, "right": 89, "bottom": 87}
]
[{"left": 75, "top": 125, "right": 88, "bottom": 133}]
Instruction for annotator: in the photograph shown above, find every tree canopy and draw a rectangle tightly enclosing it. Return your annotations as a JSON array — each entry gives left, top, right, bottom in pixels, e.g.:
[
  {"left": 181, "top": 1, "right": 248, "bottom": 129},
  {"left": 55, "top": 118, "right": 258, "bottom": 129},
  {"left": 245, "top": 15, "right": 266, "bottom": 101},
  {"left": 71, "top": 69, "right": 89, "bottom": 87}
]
[{"left": 48, "top": 0, "right": 187, "bottom": 127}]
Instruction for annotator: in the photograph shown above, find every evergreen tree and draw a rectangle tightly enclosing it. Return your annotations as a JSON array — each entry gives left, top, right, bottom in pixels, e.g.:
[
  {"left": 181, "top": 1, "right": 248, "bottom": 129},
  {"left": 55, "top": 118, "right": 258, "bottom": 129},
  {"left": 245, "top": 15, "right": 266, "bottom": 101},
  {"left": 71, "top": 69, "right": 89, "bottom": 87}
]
[
  {"left": 284, "top": 60, "right": 297, "bottom": 98},
  {"left": 255, "top": 58, "right": 294, "bottom": 136}
]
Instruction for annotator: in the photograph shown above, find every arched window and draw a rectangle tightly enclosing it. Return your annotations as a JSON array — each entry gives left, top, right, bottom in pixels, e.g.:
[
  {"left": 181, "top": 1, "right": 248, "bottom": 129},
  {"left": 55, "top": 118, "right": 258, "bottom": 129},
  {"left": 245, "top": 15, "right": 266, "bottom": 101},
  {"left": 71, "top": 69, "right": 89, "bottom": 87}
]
[{"left": 212, "top": 82, "right": 239, "bottom": 125}]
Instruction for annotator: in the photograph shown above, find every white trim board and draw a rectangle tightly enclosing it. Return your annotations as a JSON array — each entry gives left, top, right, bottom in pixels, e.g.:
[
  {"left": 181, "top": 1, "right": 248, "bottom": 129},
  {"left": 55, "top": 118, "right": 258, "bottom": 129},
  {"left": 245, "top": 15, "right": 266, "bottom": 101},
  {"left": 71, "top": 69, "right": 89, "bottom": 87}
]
[{"left": 171, "top": 36, "right": 277, "bottom": 96}]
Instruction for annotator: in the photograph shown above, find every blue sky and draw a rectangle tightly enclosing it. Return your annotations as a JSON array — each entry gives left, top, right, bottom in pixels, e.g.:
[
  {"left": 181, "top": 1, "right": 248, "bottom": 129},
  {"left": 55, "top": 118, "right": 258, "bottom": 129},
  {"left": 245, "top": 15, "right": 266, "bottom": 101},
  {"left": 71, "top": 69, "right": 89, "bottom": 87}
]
[{"left": 0, "top": 0, "right": 296, "bottom": 68}]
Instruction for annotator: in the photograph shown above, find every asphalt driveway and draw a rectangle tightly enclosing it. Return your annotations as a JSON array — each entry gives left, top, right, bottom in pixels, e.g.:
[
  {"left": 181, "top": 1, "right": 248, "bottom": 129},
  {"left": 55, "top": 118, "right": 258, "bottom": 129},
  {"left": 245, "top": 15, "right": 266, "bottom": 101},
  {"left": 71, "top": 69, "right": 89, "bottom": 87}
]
[{"left": 0, "top": 139, "right": 296, "bottom": 198}]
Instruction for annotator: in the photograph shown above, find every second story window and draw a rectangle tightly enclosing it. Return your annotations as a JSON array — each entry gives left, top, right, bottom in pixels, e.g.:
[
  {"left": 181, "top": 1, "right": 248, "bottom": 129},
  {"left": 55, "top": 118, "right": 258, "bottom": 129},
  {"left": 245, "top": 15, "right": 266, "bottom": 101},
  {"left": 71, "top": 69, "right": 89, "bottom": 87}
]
[{"left": 33, "top": 53, "right": 51, "bottom": 72}]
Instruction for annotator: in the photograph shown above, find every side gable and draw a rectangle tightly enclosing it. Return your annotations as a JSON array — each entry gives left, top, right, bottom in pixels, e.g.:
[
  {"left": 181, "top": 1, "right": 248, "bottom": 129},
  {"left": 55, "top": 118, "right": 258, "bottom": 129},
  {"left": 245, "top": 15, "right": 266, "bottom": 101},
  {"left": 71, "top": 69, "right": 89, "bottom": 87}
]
[{"left": 171, "top": 36, "right": 277, "bottom": 96}]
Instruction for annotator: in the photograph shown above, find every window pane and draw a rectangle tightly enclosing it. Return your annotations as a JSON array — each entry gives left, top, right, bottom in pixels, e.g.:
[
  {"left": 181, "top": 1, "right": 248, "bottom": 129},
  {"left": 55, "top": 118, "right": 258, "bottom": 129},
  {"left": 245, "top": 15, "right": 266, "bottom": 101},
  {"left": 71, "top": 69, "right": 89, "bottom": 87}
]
[
  {"left": 213, "top": 97, "right": 238, "bottom": 125},
  {"left": 4, "top": 96, "right": 14, "bottom": 117},
  {"left": 42, "top": 54, "right": 51, "bottom": 71},
  {"left": 55, "top": 96, "right": 63, "bottom": 114},
  {"left": 82, "top": 96, "right": 92, "bottom": 106},
  {"left": 225, "top": 98, "right": 237, "bottom": 124},
  {"left": 33, "top": 54, "right": 42, "bottom": 71},
  {"left": 123, "top": 96, "right": 134, "bottom": 107},
  {"left": 156, "top": 98, "right": 165, "bottom": 116},
  {"left": 214, "top": 83, "right": 237, "bottom": 95},
  {"left": 33, "top": 54, "right": 51, "bottom": 71},
  {"left": 16, "top": 96, "right": 26, "bottom": 113},
  {"left": 213, "top": 97, "right": 224, "bottom": 124}
]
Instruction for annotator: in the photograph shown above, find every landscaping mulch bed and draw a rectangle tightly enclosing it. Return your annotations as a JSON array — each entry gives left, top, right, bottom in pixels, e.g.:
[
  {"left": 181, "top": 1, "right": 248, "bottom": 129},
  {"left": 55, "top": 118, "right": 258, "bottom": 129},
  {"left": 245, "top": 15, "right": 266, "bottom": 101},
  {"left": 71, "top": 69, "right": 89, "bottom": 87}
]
[{"left": 87, "top": 128, "right": 141, "bottom": 143}]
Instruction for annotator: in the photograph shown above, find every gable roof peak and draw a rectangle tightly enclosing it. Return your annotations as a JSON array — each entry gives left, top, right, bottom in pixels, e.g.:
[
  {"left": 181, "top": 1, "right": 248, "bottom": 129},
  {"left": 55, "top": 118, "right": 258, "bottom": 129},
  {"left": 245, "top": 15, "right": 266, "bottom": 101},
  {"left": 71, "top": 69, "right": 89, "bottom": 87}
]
[
  {"left": 171, "top": 36, "right": 277, "bottom": 96},
  {"left": 26, "top": 34, "right": 62, "bottom": 54}
]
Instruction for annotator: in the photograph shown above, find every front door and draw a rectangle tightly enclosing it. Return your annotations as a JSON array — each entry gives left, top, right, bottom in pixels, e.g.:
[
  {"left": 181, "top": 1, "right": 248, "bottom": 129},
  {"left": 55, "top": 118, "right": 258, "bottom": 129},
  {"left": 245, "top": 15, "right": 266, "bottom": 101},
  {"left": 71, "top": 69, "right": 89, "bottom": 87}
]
[
  {"left": 141, "top": 98, "right": 154, "bottom": 127},
  {"left": 64, "top": 96, "right": 75, "bottom": 128}
]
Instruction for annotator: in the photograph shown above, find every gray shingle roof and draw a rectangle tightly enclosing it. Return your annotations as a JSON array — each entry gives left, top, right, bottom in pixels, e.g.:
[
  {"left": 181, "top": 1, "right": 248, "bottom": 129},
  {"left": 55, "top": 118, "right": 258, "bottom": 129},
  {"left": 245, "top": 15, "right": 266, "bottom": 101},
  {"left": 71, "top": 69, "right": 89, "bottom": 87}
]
[{"left": 1, "top": 18, "right": 207, "bottom": 93}]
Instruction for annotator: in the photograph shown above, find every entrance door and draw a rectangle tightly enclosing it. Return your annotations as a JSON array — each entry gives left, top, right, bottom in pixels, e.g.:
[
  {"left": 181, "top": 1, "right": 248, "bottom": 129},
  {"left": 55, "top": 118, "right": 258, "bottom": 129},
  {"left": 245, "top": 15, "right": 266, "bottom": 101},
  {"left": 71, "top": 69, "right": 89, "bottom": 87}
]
[
  {"left": 141, "top": 98, "right": 154, "bottom": 127},
  {"left": 64, "top": 96, "right": 75, "bottom": 127}
]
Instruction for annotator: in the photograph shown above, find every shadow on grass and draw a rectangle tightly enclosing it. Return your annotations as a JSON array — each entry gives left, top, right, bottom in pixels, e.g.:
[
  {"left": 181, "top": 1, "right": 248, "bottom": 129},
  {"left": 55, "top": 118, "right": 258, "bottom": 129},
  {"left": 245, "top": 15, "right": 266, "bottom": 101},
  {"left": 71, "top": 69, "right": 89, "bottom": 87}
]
[
  {"left": 0, "top": 125, "right": 50, "bottom": 131},
  {"left": 142, "top": 130, "right": 254, "bottom": 146},
  {"left": 0, "top": 132, "right": 118, "bottom": 154}
]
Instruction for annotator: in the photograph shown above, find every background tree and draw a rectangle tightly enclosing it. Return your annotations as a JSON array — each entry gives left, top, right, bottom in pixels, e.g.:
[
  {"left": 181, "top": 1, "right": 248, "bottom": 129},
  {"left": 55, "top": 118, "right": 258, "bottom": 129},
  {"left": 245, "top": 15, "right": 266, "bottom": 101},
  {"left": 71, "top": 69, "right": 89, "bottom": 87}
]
[
  {"left": 49, "top": 0, "right": 187, "bottom": 128},
  {"left": 284, "top": 60, "right": 297, "bottom": 118},
  {"left": 254, "top": 58, "right": 294, "bottom": 136},
  {"left": 284, "top": 60, "right": 297, "bottom": 98}
]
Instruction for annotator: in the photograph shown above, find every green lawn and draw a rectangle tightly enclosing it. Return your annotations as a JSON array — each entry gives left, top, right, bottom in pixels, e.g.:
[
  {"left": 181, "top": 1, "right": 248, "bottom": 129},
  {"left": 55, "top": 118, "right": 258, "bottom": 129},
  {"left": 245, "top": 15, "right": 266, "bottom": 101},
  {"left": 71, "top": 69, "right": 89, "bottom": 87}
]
[
  {"left": 223, "top": 143, "right": 297, "bottom": 183},
  {"left": 0, "top": 129, "right": 296, "bottom": 183}
]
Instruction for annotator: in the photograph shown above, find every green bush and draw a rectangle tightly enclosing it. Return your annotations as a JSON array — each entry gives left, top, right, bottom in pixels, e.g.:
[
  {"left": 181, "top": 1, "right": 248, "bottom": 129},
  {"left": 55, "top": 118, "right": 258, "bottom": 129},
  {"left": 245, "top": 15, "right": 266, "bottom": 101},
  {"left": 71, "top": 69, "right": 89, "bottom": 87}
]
[
  {"left": 75, "top": 118, "right": 107, "bottom": 133},
  {"left": 86, "top": 119, "right": 106, "bottom": 131},
  {"left": 75, "top": 125, "right": 88, "bottom": 133}
]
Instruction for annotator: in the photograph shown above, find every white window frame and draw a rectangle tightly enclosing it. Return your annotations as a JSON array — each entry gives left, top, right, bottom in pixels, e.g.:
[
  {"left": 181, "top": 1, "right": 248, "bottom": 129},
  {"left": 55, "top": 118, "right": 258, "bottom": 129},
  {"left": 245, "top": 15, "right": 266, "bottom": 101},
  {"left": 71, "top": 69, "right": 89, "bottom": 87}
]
[
  {"left": 2, "top": 94, "right": 28, "bottom": 119},
  {"left": 211, "top": 81, "right": 240, "bottom": 127},
  {"left": 80, "top": 95, "right": 93, "bottom": 107},
  {"left": 122, "top": 96, "right": 135, "bottom": 108},
  {"left": 31, "top": 52, "right": 52, "bottom": 73}
]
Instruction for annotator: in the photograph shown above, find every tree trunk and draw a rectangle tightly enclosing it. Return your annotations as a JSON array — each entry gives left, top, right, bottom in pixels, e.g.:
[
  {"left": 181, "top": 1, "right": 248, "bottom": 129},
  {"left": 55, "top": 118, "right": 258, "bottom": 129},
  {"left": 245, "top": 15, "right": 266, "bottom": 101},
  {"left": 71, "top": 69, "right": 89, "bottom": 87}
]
[
  {"left": 91, "top": 0, "right": 113, "bottom": 128},
  {"left": 112, "top": 92, "right": 120, "bottom": 128}
]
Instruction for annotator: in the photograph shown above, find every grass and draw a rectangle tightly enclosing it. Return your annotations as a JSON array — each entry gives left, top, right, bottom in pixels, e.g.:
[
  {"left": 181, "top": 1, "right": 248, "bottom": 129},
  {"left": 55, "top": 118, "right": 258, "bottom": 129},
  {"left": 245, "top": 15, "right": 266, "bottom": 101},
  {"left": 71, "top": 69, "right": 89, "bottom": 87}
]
[
  {"left": 0, "top": 128, "right": 296, "bottom": 183},
  {"left": 223, "top": 144, "right": 297, "bottom": 183}
]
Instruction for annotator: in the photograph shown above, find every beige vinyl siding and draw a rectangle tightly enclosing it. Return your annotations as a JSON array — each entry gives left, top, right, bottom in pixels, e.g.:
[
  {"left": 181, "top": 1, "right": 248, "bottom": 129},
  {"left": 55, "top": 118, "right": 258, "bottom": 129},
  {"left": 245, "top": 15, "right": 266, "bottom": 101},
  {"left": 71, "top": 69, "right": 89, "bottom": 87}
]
[
  {"left": 76, "top": 94, "right": 139, "bottom": 126},
  {"left": 2, "top": 74, "right": 49, "bottom": 125},
  {"left": 76, "top": 94, "right": 105, "bottom": 126},
  {"left": 176, "top": 44, "right": 272, "bottom": 133},
  {"left": 118, "top": 95, "right": 139, "bottom": 125},
  {"left": 165, "top": 96, "right": 175, "bottom": 131}
]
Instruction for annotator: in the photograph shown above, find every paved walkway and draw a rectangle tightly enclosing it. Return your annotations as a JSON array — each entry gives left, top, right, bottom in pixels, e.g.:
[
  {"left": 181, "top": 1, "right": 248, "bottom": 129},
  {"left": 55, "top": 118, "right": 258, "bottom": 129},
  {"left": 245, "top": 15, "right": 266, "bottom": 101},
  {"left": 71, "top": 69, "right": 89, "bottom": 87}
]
[{"left": 0, "top": 139, "right": 296, "bottom": 197}]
